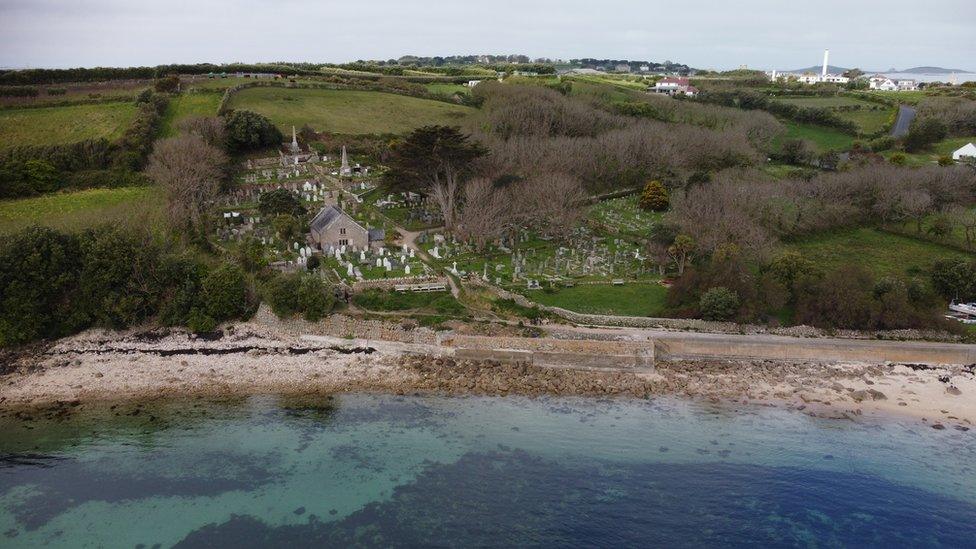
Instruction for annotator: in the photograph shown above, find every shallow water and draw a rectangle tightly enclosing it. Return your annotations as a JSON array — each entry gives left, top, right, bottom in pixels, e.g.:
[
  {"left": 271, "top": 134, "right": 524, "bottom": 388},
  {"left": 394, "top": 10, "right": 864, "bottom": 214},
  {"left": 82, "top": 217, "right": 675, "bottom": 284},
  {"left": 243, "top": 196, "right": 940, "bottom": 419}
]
[{"left": 1, "top": 394, "right": 975, "bottom": 548}]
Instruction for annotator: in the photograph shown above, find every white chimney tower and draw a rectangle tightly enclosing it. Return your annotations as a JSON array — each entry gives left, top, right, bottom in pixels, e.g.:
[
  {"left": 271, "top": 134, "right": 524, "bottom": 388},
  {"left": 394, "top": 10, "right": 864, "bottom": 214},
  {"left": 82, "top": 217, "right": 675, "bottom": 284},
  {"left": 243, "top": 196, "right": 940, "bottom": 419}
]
[{"left": 822, "top": 49, "right": 830, "bottom": 79}]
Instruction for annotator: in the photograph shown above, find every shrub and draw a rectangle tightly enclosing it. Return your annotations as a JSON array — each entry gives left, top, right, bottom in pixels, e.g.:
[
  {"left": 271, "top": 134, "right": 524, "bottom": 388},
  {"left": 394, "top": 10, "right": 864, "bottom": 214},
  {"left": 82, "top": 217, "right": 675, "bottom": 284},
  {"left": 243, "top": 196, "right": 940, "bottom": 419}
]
[
  {"left": 258, "top": 188, "right": 305, "bottom": 217},
  {"left": 937, "top": 155, "right": 954, "bottom": 166},
  {"left": 223, "top": 110, "right": 283, "bottom": 152},
  {"left": 200, "top": 264, "right": 250, "bottom": 323},
  {"left": 904, "top": 117, "right": 948, "bottom": 152},
  {"left": 264, "top": 272, "right": 335, "bottom": 321},
  {"left": 930, "top": 258, "right": 976, "bottom": 302},
  {"left": 889, "top": 153, "right": 907, "bottom": 166},
  {"left": 638, "top": 180, "right": 669, "bottom": 211},
  {"left": 154, "top": 75, "right": 180, "bottom": 93},
  {"left": 0, "top": 227, "right": 82, "bottom": 346},
  {"left": 699, "top": 287, "right": 740, "bottom": 321}
]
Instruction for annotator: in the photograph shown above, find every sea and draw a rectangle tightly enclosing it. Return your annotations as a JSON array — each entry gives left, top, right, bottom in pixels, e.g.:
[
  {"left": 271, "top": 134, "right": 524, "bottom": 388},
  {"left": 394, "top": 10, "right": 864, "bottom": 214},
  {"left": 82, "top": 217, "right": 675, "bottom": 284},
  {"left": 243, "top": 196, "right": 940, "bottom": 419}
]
[
  {"left": 1, "top": 394, "right": 975, "bottom": 548},
  {"left": 881, "top": 72, "right": 976, "bottom": 84}
]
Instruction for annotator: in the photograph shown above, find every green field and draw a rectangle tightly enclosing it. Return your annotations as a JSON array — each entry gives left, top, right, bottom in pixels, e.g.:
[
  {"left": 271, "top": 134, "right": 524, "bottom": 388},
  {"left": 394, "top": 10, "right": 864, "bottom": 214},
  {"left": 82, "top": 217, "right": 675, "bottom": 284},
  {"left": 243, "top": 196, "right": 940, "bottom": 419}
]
[
  {"left": 226, "top": 87, "right": 474, "bottom": 134},
  {"left": 775, "top": 96, "right": 868, "bottom": 108},
  {"left": 786, "top": 227, "right": 974, "bottom": 279},
  {"left": 160, "top": 93, "right": 222, "bottom": 136},
  {"left": 525, "top": 282, "right": 667, "bottom": 317},
  {"left": 773, "top": 95, "right": 894, "bottom": 135},
  {"left": 778, "top": 120, "right": 856, "bottom": 151},
  {"left": 0, "top": 186, "right": 164, "bottom": 235},
  {"left": 426, "top": 83, "right": 470, "bottom": 96},
  {"left": 0, "top": 102, "right": 137, "bottom": 147}
]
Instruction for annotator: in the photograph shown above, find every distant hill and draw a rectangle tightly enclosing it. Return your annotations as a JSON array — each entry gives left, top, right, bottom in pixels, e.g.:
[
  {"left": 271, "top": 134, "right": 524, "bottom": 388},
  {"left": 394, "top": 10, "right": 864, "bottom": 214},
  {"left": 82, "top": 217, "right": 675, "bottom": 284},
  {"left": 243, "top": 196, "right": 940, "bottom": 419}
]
[
  {"left": 896, "top": 66, "right": 970, "bottom": 74},
  {"left": 784, "top": 65, "right": 849, "bottom": 74}
]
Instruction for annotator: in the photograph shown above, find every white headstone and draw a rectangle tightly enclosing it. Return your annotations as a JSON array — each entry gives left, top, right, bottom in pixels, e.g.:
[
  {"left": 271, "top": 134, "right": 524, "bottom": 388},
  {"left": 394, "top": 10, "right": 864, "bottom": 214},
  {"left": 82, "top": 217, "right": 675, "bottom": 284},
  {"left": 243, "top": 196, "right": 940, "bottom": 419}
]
[{"left": 405, "top": 265, "right": 411, "bottom": 275}]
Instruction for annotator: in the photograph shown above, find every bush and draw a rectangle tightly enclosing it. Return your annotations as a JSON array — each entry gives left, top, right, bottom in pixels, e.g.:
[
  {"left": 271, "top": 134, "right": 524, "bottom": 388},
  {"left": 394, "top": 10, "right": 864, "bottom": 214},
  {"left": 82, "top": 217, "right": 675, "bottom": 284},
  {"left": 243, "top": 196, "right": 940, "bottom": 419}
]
[
  {"left": 264, "top": 272, "right": 335, "bottom": 321},
  {"left": 223, "top": 110, "right": 283, "bottom": 152},
  {"left": 154, "top": 75, "right": 180, "bottom": 93},
  {"left": 699, "top": 287, "right": 740, "bottom": 321},
  {"left": 0, "top": 227, "right": 82, "bottom": 346},
  {"left": 938, "top": 155, "right": 954, "bottom": 166},
  {"left": 638, "top": 180, "right": 669, "bottom": 211},
  {"left": 930, "top": 258, "right": 976, "bottom": 302},
  {"left": 904, "top": 117, "right": 948, "bottom": 152},
  {"left": 889, "top": 153, "right": 907, "bottom": 166},
  {"left": 200, "top": 264, "right": 250, "bottom": 323},
  {"left": 258, "top": 188, "right": 305, "bottom": 217}
]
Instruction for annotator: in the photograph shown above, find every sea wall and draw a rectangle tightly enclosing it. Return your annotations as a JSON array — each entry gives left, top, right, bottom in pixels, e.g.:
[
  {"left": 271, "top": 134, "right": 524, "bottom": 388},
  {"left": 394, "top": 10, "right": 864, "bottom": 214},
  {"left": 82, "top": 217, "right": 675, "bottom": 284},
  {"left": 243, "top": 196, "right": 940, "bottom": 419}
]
[{"left": 442, "top": 334, "right": 656, "bottom": 371}]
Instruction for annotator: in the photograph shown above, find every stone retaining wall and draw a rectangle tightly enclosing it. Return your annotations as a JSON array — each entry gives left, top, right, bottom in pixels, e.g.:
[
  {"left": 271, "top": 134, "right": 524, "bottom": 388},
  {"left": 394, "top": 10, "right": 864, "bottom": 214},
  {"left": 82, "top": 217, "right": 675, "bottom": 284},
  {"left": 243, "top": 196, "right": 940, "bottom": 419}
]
[
  {"left": 442, "top": 334, "right": 655, "bottom": 371},
  {"left": 352, "top": 276, "right": 447, "bottom": 292}
]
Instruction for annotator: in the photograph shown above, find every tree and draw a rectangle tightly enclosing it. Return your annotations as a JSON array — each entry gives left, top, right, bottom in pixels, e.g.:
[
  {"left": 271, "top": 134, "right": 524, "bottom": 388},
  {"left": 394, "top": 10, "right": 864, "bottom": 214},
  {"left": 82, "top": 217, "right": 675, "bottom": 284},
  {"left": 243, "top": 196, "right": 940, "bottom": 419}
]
[
  {"left": 383, "top": 125, "right": 487, "bottom": 232},
  {"left": 146, "top": 135, "right": 228, "bottom": 236},
  {"left": 930, "top": 258, "right": 976, "bottom": 301},
  {"left": 0, "top": 227, "right": 82, "bottom": 345},
  {"left": 272, "top": 214, "right": 302, "bottom": 242},
  {"left": 904, "top": 117, "right": 948, "bottom": 152},
  {"left": 177, "top": 116, "right": 227, "bottom": 149},
  {"left": 668, "top": 234, "right": 695, "bottom": 276},
  {"left": 638, "top": 180, "right": 669, "bottom": 211},
  {"left": 780, "top": 139, "right": 813, "bottom": 165},
  {"left": 154, "top": 75, "right": 180, "bottom": 93},
  {"left": 258, "top": 188, "right": 305, "bottom": 217},
  {"left": 264, "top": 273, "right": 334, "bottom": 321},
  {"left": 699, "top": 287, "right": 740, "bottom": 321},
  {"left": 200, "top": 263, "right": 250, "bottom": 324},
  {"left": 223, "top": 110, "right": 283, "bottom": 152}
]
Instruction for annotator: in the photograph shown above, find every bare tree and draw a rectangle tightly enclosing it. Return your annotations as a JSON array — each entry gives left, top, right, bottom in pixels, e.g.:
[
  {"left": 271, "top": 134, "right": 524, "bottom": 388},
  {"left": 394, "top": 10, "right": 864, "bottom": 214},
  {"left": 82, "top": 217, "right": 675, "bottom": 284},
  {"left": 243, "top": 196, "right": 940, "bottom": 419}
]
[
  {"left": 146, "top": 135, "right": 228, "bottom": 235},
  {"left": 900, "top": 188, "right": 934, "bottom": 233},
  {"left": 177, "top": 116, "right": 227, "bottom": 148},
  {"left": 458, "top": 178, "right": 511, "bottom": 250}
]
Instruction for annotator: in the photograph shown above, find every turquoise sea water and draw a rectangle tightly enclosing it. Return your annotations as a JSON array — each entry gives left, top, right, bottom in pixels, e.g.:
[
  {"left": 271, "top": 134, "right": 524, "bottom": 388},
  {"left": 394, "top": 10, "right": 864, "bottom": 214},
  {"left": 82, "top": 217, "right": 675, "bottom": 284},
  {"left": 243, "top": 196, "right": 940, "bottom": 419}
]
[{"left": 1, "top": 394, "right": 975, "bottom": 548}]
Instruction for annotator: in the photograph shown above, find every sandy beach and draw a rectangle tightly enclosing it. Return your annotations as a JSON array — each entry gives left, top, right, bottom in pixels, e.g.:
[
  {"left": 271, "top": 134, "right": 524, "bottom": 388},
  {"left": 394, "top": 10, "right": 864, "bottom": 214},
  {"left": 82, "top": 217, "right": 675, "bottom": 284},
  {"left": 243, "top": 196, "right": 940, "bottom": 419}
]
[{"left": 1, "top": 321, "right": 973, "bottom": 432}]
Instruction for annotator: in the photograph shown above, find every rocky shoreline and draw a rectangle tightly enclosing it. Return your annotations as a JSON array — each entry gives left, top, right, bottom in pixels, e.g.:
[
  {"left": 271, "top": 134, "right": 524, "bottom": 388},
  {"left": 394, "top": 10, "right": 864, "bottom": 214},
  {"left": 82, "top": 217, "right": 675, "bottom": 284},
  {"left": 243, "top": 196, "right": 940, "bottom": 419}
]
[{"left": 1, "top": 324, "right": 974, "bottom": 432}]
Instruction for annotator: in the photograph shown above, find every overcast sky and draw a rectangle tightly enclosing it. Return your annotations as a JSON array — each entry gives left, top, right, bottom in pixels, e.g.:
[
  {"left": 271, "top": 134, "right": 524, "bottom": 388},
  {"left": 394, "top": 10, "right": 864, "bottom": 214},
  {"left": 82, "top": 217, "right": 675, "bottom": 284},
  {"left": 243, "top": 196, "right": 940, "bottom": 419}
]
[{"left": 1, "top": 0, "right": 974, "bottom": 71}]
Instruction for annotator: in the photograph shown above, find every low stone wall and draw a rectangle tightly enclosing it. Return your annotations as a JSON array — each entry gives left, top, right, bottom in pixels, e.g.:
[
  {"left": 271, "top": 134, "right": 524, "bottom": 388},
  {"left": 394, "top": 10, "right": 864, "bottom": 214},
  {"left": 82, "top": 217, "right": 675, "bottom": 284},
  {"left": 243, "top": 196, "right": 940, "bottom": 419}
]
[
  {"left": 252, "top": 306, "right": 439, "bottom": 345},
  {"left": 655, "top": 333, "right": 976, "bottom": 365},
  {"left": 352, "top": 276, "right": 447, "bottom": 292},
  {"left": 442, "top": 334, "right": 655, "bottom": 371}
]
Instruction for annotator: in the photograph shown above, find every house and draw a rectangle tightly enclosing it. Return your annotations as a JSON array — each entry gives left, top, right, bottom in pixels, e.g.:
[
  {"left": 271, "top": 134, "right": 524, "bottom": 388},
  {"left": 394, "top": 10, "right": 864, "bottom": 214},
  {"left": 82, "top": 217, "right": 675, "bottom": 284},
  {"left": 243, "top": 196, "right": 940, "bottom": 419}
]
[
  {"left": 869, "top": 74, "right": 918, "bottom": 91},
  {"left": 466, "top": 80, "right": 482, "bottom": 87},
  {"left": 652, "top": 77, "right": 698, "bottom": 97},
  {"left": 952, "top": 142, "right": 976, "bottom": 162},
  {"left": 309, "top": 205, "right": 384, "bottom": 251}
]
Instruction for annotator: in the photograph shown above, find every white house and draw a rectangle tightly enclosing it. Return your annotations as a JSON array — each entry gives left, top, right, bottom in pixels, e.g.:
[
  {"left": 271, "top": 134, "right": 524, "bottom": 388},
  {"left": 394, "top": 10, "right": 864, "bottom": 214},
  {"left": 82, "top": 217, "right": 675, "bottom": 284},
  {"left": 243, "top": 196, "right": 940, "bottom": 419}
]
[
  {"left": 652, "top": 77, "right": 698, "bottom": 97},
  {"left": 952, "top": 142, "right": 976, "bottom": 161},
  {"left": 869, "top": 74, "right": 918, "bottom": 91}
]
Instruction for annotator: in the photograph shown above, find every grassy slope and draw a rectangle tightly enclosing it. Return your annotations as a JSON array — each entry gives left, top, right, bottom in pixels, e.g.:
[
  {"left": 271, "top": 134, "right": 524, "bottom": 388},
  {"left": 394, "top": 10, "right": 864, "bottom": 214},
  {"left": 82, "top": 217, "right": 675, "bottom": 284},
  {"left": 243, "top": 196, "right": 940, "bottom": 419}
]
[
  {"left": 773, "top": 96, "right": 894, "bottom": 135},
  {"left": 0, "top": 186, "right": 164, "bottom": 235},
  {"left": 777, "top": 120, "right": 856, "bottom": 152},
  {"left": 159, "top": 93, "right": 222, "bottom": 137},
  {"left": 226, "top": 87, "right": 474, "bottom": 135},
  {"left": 0, "top": 102, "right": 137, "bottom": 147},
  {"left": 787, "top": 227, "right": 974, "bottom": 279},
  {"left": 526, "top": 283, "right": 668, "bottom": 317}
]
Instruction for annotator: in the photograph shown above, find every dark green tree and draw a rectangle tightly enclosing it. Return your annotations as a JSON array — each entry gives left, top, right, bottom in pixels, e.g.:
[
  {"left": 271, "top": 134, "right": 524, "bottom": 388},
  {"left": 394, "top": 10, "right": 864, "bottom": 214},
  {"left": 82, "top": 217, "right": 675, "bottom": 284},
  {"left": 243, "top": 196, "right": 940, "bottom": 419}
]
[
  {"left": 258, "top": 188, "right": 305, "bottom": 217},
  {"left": 383, "top": 125, "right": 486, "bottom": 231},
  {"left": 223, "top": 110, "right": 283, "bottom": 152}
]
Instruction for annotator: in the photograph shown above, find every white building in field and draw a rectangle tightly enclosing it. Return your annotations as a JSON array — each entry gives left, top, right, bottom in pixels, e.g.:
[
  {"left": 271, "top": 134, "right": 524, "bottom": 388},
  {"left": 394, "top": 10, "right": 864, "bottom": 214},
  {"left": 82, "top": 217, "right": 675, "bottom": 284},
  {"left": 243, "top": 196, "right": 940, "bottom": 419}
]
[
  {"left": 952, "top": 142, "right": 976, "bottom": 161},
  {"left": 651, "top": 77, "right": 699, "bottom": 97}
]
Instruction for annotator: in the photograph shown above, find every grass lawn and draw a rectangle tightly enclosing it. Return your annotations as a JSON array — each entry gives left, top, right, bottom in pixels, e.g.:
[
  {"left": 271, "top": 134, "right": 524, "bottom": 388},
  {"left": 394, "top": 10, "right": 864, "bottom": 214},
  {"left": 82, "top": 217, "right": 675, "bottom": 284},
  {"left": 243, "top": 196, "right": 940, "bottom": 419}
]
[
  {"left": 0, "top": 186, "right": 164, "bottom": 235},
  {"left": 774, "top": 96, "right": 869, "bottom": 108},
  {"left": 777, "top": 120, "right": 856, "bottom": 151},
  {"left": 786, "top": 227, "right": 974, "bottom": 279},
  {"left": 352, "top": 288, "right": 465, "bottom": 315},
  {"left": 159, "top": 93, "right": 222, "bottom": 136},
  {"left": 426, "top": 83, "right": 470, "bottom": 96},
  {"left": 525, "top": 282, "right": 668, "bottom": 317},
  {"left": 0, "top": 102, "right": 137, "bottom": 147},
  {"left": 226, "top": 87, "right": 474, "bottom": 135}
]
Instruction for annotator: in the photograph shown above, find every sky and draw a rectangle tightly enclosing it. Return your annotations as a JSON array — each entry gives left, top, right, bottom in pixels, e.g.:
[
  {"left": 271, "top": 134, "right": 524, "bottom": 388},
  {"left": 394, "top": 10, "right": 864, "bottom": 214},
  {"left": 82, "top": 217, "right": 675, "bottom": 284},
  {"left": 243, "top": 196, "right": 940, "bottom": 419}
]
[{"left": 1, "top": 0, "right": 974, "bottom": 71}]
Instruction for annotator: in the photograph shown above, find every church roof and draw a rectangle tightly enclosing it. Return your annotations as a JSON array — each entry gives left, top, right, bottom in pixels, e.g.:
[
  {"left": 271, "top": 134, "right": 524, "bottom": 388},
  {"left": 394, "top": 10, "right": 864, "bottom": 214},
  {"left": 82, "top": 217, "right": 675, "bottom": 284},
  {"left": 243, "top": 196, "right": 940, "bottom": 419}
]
[{"left": 310, "top": 205, "right": 368, "bottom": 235}]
